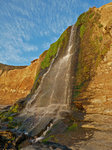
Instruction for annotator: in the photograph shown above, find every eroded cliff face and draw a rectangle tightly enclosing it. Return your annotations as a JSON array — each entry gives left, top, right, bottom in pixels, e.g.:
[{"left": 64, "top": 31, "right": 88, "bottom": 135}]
[
  {"left": 74, "top": 2, "right": 112, "bottom": 127},
  {"left": 70, "top": 3, "right": 112, "bottom": 150},
  {"left": 0, "top": 52, "right": 46, "bottom": 105},
  {"left": 0, "top": 2, "right": 112, "bottom": 150}
]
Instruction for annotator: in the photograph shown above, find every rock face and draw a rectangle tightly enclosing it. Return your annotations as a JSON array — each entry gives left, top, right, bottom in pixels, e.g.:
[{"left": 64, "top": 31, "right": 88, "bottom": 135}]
[
  {"left": 71, "top": 3, "right": 112, "bottom": 150},
  {"left": 18, "top": 25, "right": 80, "bottom": 136},
  {"left": 1, "top": 2, "right": 112, "bottom": 150},
  {"left": 0, "top": 53, "right": 46, "bottom": 105},
  {"left": 74, "top": 1, "right": 112, "bottom": 125}
]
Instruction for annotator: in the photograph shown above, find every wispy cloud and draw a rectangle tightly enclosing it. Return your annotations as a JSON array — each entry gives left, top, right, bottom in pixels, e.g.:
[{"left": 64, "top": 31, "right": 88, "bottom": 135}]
[
  {"left": 0, "top": 1, "right": 40, "bottom": 65},
  {"left": 1, "top": 0, "right": 111, "bottom": 65}
]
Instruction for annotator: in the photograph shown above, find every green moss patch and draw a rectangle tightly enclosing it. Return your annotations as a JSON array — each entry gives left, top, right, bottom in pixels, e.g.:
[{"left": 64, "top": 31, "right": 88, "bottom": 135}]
[
  {"left": 42, "top": 135, "right": 58, "bottom": 143},
  {"left": 98, "top": 23, "right": 103, "bottom": 28},
  {"left": 31, "top": 26, "right": 71, "bottom": 93},
  {"left": 74, "top": 9, "right": 110, "bottom": 101},
  {"left": 0, "top": 104, "right": 22, "bottom": 129},
  {"left": 41, "top": 27, "right": 71, "bottom": 70},
  {"left": 80, "top": 25, "right": 86, "bottom": 38},
  {"left": 76, "top": 9, "right": 96, "bottom": 39},
  {"left": 67, "top": 123, "right": 78, "bottom": 131}
]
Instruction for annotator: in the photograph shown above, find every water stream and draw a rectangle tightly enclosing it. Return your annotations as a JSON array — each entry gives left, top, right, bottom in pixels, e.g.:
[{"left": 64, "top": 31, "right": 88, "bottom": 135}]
[{"left": 19, "top": 24, "right": 78, "bottom": 136}]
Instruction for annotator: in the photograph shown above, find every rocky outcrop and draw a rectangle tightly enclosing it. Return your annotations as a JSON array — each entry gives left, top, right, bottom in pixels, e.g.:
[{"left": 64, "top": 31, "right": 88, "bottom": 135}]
[
  {"left": 0, "top": 2, "right": 112, "bottom": 150},
  {"left": 74, "top": 1, "right": 112, "bottom": 122},
  {"left": 0, "top": 52, "right": 46, "bottom": 105},
  {"left": 70, "top": 2, "right": 112, "bottom": 150}
]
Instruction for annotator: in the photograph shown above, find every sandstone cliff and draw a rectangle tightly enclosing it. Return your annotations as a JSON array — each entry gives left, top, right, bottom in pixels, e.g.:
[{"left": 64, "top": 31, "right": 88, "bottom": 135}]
[
  {"left": 74, "top": 1, "right": 112, "bottom": 126},
  {"left": 0, "top": 52, "right": 47, "bottom": 105},
  {"left": 0, "top": 2, "right": 112, "bottom": 150}
]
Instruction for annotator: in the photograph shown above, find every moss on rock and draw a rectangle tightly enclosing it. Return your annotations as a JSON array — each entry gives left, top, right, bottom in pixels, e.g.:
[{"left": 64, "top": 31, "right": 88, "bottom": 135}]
[
  {"left": 41, "top": 27, "right": 71, "bottom": 70},
  {"left": 73, "top": 9, "right": 111, "bottom": 101}
]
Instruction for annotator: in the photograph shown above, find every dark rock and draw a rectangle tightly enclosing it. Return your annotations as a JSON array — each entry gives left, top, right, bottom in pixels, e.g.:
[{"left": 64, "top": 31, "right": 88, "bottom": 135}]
[
  {"left": 47, "top": 120, "right": 68, "bottom": 136},
  {"left": 29, "top": 117, "right": 54, "bottom": 137},
  {"left": 14, "top": 133, "right": 28, "bottom": 148},
  {"left": 21, "top": 141, "right": 72, "bottom": 150}
]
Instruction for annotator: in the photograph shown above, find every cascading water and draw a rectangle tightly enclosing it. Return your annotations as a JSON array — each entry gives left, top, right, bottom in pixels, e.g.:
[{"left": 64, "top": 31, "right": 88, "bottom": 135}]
[{"left": 19, "top": 24, "right": 79, "bottom": 136}]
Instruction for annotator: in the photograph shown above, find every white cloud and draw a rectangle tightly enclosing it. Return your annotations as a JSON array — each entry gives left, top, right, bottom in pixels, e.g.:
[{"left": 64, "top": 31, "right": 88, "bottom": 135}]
[
  {"left": 0, "top": 1, "right": 40, "bottom": 65},
  {"left": 0, "top": 0, "right": 93, "bottom": 65},
  {"left": 42, "top": 36, "right": 59, "bottom": 50},
  {"left": 42, "top": 42, "right": 51, "bottom": 50},
  {"left": 0, "top": 47, "right": 28, "bottom": 65},
  {"left": 23, "top": 44, "right": 38, "bottom": 52}
]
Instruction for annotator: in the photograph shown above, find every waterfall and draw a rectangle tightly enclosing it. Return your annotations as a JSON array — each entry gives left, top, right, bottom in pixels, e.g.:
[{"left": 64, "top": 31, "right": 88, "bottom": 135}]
[
  {"left": 25, "top": 47, "right": 60, "bottom": 109},
  {"left": 19, "top": 24, "right": 78, "bottom": 136}
]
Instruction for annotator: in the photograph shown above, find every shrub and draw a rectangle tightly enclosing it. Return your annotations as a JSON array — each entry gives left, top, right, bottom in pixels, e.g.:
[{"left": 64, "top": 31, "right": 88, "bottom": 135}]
[
  {"left": 42, "top": 135, "right": 55, "bottom": 143},
  {"left": 67, "top": 123, "right": 78, "bottom": 131},
  {"left": 76, "top": 12, "right": 87, "bottom": 26},
  {"left": 9, "top": 104, "right": 19, "bottom": 113},
  {"left": 89, "top": 12, "right": 95, "bottom": 19},
  {"left": 80, "top": 25, "right": 86, "bottom": 38},
  {"left": 99, "top": 36, "right": 103, "bottom": 42},
  {"left": 99, "top": 24, "right": 103, "bottom": 28}
]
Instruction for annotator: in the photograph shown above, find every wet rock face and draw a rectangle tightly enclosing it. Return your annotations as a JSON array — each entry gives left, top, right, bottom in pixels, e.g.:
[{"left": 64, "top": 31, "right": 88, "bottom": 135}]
[
  {"left": 0, "top": 130, "right": 72, "bottom": 150},
  {"left": 0, "top": 130, "right": 16, "bottom": 149},
  {"left": 71, "top": 3, "right": 112, "bottom": 150},
  {"left": 18, "top": 25, "right": 80, "bottom": 137},
  {"left": 21, "top": 142, "right": 72, "bottom": 150},
  {"left": 1, "top": 2, "right": 112, "bottom": 150},
  {"left": 83, "top": 49, "right": 112, "bottom": 117}
]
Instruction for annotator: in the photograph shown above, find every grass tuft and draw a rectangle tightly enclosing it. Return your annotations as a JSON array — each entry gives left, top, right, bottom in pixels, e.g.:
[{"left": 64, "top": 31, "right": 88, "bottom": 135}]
[{"left": 67, "top": 123, "right": 78, "bottom": 131}]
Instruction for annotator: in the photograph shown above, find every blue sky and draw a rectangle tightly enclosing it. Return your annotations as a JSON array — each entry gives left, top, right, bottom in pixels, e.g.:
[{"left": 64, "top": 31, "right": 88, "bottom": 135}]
[{"left": 0, "top": 0, "right": 112, "bottom": 66}]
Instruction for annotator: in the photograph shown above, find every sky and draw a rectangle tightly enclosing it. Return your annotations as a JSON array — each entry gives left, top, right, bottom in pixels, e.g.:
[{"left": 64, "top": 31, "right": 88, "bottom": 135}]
[{"left": 0, "top": 0, "right": 112, "bottom": 66}]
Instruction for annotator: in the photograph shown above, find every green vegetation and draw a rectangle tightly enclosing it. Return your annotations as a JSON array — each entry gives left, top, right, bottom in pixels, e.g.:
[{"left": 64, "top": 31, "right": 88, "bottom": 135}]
[
  {"left": 42, "top": 135, "right": 55, "bottom": 143},
  {"left": 31, "top": 26, "right": 71, "bottom": 92},
  {"left": 73, "top": 9, "right": 110, "bottom": 101},
  {"left": 31, "top": 51, "right": 48, "bottom": 93},
  {"left": 76, "top": 10, "right": 95, "bottom": 26},
  {"left": 99, "top": 36, "right": 103, "bottom": 42},
  {"left": 41, "top": 28, "right": 70, "bottom": 70},
  {"left": 76, "top": 9, "right": 96, "bottom": 38},
  {"left": 80, "top": 25, "right": 86, "bottom": 38},
  {"left": 0, "top": 104, "right": 22, "bottom": 129},
  {"left": 9, "top": 104, "right": 19, "bottom": 113},
  {"left": 67, "top": 123, "right": 78, "bottom": 131},
  {"left": 73, "top": 82, "right": 85, "bottom": 98},
  {"left": 98, "top": 23, "right": 103, "bottom": 28},
  {"left": 76, "top": 12, "right": 88, "bottom": 26},
  {"left": 89, "top": 12, "right": 95, "bottom": 19},
  {"left": 0, "top": 104, "right": 19, "bottom": 121}
]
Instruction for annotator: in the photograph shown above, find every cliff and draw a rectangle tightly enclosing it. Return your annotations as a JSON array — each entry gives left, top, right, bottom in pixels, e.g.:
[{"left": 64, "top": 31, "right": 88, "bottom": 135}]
[
  {"left": 74, "top": 2, "right": 112, "bottom": 124},
  {"left": 0, "top": 52, "right": 47, "bottom": 105},
  {"left": 0, "top": 2, "right": 112, "bottom": 150}
]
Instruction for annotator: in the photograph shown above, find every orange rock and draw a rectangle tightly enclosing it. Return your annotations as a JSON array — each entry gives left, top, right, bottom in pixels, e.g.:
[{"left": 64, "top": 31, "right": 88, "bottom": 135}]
[{"left": 0, "top": 52, "right": 46, "bottom": 106}]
